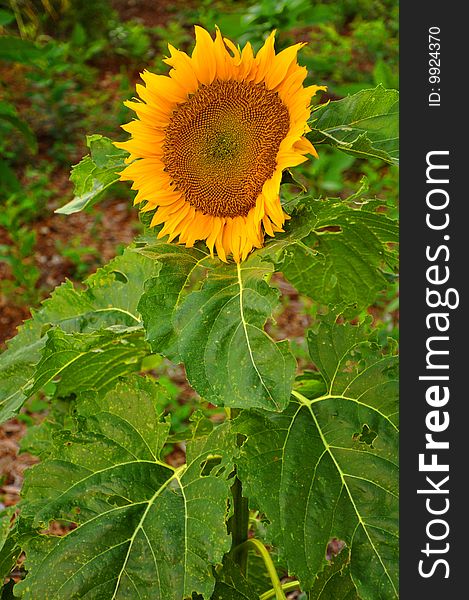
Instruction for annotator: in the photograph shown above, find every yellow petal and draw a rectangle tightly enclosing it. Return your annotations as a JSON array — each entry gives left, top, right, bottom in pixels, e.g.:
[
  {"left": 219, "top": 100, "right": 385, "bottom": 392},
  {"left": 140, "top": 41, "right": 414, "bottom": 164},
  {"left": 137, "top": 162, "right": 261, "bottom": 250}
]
[
  {"left": 206, "top": 216, "right": 222, "bottom": 256},
  {"left": 214, "top": 26, "right": 230, "bottom": 80},
  {"left": 264, "top": 43, "right": 306, "bottom": 90},
  {"left": 239, "top": 42, "right": 256, "bottom": 80},
  {"left": 253, "top": 30, "right": 276, "bottom": 83},
  {"left": 277, "top": 66, "right": 308, "bottom": 100},
  {"left": 163, "top": 45, "right": 200, "bottom": 93},
  {"left": 124, "top": 100, "right": 171, "bottom": 127},
  {"left": 262, "top": 170, "right": 282, "bottom": 201},
  {"left": 293, "top": 136, "right": 318, "bottom": 158},
  {"left": 263, "top": 215, "right": 275, "bottom": 237},
  {"left": 192, "top": 26, "right": 217, "bottom": 85},
  {"left": 215, "top": 223, "right": 228, "bottom": 262},
  {"left": 223, "top": 37, "right": 241, "bottom": 63},
  {"left": 140, "top": 70, "right": 187, "bottom": 102}
]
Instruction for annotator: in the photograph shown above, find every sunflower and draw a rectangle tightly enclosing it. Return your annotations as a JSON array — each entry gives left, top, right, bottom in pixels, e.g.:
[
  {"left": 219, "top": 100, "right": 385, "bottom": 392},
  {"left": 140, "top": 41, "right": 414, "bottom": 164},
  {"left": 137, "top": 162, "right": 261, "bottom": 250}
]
[{"left": 116, "top": 26, "right": 325, "bottom": 262}]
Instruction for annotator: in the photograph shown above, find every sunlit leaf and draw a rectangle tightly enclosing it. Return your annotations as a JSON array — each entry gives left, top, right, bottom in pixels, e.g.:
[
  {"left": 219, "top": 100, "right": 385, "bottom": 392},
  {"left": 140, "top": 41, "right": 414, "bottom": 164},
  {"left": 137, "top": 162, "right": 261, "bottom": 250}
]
[
  {"left": 308, "top": 86, "right": 399, "bottom": 165},
  {"left": 174, "top": 254, "right": 296, "bottom": 412},
  {"left": 56, "top": 135, "right": 128, "bottom": 215},
  {"left": 137, "top": 243, "right": 212, "bottom": 362}
]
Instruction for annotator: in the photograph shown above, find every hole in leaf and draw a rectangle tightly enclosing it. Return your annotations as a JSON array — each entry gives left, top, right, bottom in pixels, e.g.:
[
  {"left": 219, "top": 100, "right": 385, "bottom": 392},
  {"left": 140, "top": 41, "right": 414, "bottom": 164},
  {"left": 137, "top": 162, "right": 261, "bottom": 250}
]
[
  {"left": 199, "top": 455, "right": 222, "bottom": 477},
  {"left": 42, "top": 520, "right": 77, "bottom": 536},
  {"left": 352, "top": 424, "right": 378, "bottom": 448},
  {"left": 280, "top": 168, "right": 306, "bottom": 192},
  {"left": 237, "top": 433, "right": 247, "bottom": 446},
  {"left": 214, "top": 465, "right": 226, "bottom": 477},
  {"left": 326, "top": 538, "right": 346, "bottom": 560},
  {"left": 316, "top": 225, "right": 342, "bottom": 233},
  {"left": 112, "top": 270, "right": 128, "bottom": 284}
]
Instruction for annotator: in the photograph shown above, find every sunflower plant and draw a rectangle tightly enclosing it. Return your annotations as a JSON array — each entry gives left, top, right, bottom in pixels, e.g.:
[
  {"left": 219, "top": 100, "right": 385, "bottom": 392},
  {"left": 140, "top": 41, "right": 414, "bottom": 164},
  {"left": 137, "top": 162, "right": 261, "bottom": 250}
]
[{"left": 0, "top": 27, "right": 399, "bottom": 600}]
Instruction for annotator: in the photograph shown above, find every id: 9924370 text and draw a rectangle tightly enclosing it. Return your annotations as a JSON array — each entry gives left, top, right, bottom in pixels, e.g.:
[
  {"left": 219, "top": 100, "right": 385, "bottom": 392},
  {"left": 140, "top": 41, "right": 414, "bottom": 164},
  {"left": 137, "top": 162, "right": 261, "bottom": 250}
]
[{"left": 428, "top": 26, "right": 441, "bottom": 107}]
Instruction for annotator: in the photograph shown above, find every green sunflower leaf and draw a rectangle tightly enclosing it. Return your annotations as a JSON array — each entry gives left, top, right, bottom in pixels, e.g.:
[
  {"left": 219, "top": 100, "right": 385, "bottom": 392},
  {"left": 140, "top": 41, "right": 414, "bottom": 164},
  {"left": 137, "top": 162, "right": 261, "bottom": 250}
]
[
  {"left": 0, "top": 248, "right": 159, "bottom": 423},
  {"left": 209, "top": 557, "right": 258, "bottom": 599},
  {"left": 261, "top": 197, "right": 398, "bottom": 315},
  {"left": 174, "top": 254, "right": 296, "bottom": 412},
  {"left": 308, "top": 549, "right": 359, "bottom": 600},
  {"left": 30, "top": 326, "right": 149, "bottom": 398},
  {"left": 56, "top": 135, "right": 128, "bottom": 215},
  {"left": 234, "top": 317, "right": 398, "bottom": 599},
  {"left": 137, "top": 242, "right": 296, "bottom": 412},
  {"left": 137, "top": 243, "right": 213, "bottom": 362},
  {"left": 16, "top": 378, "right": 235, "bottom": 600},
  {"left": 308, "top": 86, "right": 399, "bottom": 165}
]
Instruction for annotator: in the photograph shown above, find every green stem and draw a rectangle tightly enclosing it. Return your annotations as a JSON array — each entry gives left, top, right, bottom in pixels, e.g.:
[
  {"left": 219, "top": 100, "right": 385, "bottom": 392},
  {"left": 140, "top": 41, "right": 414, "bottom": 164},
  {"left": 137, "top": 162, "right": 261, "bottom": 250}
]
[
  {"left": 291, "top": 389, "right": 313, "bottom": 404},
  {"left": 237, "top": 539, "right": 287, "bottom": 600},
  {"left": 259, "top": 580, "right": 301, "bottom": 600},
  {"left": 229, "top": 408, "right": 249, "bottom": 575}
]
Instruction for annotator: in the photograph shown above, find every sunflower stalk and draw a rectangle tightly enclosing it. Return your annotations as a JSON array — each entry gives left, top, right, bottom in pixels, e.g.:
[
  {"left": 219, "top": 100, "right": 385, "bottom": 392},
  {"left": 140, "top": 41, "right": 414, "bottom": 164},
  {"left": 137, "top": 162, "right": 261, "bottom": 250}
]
[{"left": 228, "top": 408, "right": 250, "bottom": 575}]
